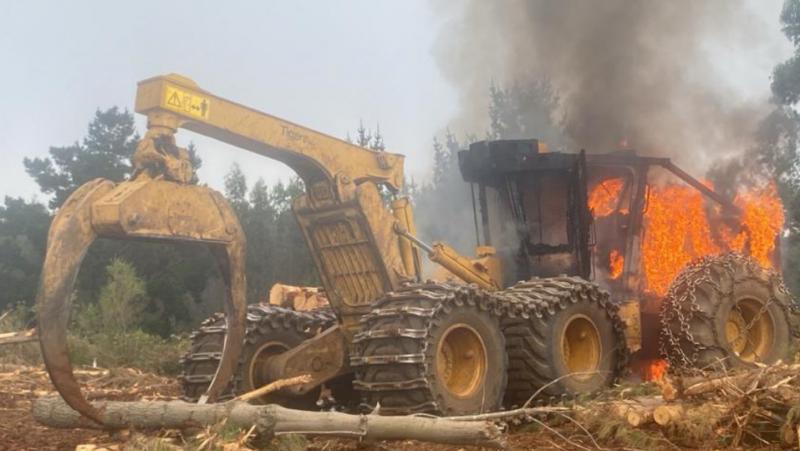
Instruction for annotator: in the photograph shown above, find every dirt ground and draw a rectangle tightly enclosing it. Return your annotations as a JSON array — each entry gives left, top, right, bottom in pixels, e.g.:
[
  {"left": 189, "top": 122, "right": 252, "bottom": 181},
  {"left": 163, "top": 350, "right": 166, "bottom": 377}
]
[
  {"left": 9, "top": 362, "right": 795, "bottom": 451},
  {"left": 0, "top": 365, "right": 181, "bottom": 451},
  {"left": 0, "top": 364, "right": 594, "bottom": 451}
]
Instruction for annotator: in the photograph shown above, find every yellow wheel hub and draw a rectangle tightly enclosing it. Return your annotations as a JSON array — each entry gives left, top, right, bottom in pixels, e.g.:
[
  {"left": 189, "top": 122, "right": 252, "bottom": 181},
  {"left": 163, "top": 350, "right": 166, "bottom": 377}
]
[
  {"left": 561, "top": 315, "right": 602, "bottom": 380},
  {"left": 436, "top": 324, "right": 488, "bottom": 398},
  {"left": 725, "top": 298, "right": 774, "bottom": 362}
]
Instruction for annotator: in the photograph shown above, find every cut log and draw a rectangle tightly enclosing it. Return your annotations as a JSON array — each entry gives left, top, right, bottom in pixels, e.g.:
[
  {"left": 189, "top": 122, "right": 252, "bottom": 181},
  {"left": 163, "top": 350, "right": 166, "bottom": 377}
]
[
  {"left": 33, "top": 396, "right": 503, "bottom": 448},
  {"left": 0, "top": 328, "right": 37, "bottom": 346},
  {"left": 626, "top": 406, "right": 654, "bottom": 427},
  {"left": 653, "top": 405, "right": 684, "bottom": 426},
  {"left": 267, "top": 283, "right": 328, "bottom": 311}
]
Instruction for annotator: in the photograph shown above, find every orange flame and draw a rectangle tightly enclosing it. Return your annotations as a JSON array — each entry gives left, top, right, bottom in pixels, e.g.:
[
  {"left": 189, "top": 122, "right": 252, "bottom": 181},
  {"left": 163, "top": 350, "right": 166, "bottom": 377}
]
[
  {"left": 646, "top": 359, "right": 669, "bottom": 381},
  {"left": 642, "top": 182, "right": 783, "bottom": 295},
  {"left": 589, "top": 178, "right": 627, "bottom": 217},
  {"left": 641, "top": 184, "right": 722, "bottom": 295},
  {"left": 589, "top": 178, "right": 784, "bottom": 295},
  {"left": 609, "top": 249, "right": 624, "bottom": 279},
  {"left": 729, "top": 183, "right": 784, "bottom": 267}
]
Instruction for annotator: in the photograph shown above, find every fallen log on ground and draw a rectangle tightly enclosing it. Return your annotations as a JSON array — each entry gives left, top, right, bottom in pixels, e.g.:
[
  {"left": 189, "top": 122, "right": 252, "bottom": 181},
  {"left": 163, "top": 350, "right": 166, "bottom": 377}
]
[
  {"left": 32, "top": 396, "right": 504, "bottom": 448},
  {"left": 0, "top": 328, "right": 37, "bottom": 346}
]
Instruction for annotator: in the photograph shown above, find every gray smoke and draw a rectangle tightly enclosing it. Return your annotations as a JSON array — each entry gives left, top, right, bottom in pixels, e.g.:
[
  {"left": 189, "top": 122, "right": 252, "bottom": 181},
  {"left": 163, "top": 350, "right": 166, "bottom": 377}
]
[{"left": 432, "top": 0, "right": 773, "bottom": 168}]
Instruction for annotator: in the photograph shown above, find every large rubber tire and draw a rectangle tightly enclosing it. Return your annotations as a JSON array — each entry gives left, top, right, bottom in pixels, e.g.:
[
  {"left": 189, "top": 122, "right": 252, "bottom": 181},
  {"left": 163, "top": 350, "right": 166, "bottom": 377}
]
[
  {"left": 501, "top": 277, "right": 628, "bottom": 407},
  {"left": 352, "top": 283, "right": 507, "bottom": 416},
  {"left": 237, "top": 308, "right": 322, "bottom": 409},
  {"left": 180, "top": 312, "right": 234, "bottom": 401},
  {"left": 660, "top": 253, "right": 800, "bottom": 372},
  {"left": 180, "top": 304, "right": 335, "bottom": 408}
]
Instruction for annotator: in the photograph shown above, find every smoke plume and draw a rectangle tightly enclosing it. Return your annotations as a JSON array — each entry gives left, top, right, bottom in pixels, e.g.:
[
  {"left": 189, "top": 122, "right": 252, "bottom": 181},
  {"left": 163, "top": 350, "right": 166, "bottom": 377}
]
[{"left": 432, "top": 0, "right": 774, "bottom": 168}]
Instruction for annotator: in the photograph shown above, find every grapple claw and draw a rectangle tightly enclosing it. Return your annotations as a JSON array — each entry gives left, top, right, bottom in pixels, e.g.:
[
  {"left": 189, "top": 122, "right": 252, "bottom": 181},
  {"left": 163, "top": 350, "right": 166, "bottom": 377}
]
[
  {"left": 37, "top": 174, "right": 247, "bottom": 424},
  {"left": 37, "top": 179, "right": 116, "bottom": 424}
]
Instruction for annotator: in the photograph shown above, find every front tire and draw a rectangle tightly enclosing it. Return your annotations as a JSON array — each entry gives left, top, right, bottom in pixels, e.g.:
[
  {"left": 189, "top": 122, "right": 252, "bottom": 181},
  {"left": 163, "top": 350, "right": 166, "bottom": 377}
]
[{"left": 660, "top": 253, "right": 799, "bottom": 371}]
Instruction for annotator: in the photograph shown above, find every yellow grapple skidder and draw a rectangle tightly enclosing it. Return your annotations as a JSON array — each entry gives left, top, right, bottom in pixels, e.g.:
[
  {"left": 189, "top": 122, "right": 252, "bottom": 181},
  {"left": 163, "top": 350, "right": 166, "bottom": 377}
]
[{"left": 37, "top": 75, "right": 797, "bottom": 423}]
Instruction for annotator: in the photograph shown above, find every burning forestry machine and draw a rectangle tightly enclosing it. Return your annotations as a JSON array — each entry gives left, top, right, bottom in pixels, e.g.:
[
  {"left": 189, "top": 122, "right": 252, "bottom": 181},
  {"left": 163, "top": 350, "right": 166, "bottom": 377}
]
[{"left": 36, "top": 75, "right": 798, "bottom": 423}]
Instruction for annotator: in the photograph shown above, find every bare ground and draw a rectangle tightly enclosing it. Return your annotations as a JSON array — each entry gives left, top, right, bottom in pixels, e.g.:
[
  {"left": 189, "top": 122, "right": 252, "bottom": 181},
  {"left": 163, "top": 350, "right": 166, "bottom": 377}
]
[
  {"left": 0, "top": 365, "right": 594, "bottom": 450},
  {"left": 3, "top": 364, "right": 792, "bottom": 450}
]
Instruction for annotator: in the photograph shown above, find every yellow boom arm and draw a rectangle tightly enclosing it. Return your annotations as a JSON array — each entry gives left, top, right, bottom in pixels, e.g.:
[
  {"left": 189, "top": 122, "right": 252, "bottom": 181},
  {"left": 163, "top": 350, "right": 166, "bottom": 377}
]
[{"left": 135, "top": 74, "right": 404, "bottom": 198}]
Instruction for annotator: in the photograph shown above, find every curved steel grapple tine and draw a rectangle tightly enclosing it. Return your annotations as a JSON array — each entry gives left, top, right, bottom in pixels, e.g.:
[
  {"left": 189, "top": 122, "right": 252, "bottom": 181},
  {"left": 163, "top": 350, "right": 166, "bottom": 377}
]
[
  {"left": 37, "top": 179, "right": 116, "bottom": 424},
  {"left": 202, "top": 239, "right": 247, "bottom": 403}
]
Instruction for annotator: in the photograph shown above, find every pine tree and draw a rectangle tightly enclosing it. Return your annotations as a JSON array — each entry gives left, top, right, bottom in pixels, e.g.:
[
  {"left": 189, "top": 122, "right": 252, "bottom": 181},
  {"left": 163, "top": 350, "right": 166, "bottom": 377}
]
[
  {"left": 355, "top": 120, "right": 372, "bottom": 147},
  {"left": 224, "top": 163, "right": 249, "bottom": 218},
  {"left": 432, "top": 137, "right": 448, "bottom": 187},
  {"left": 370, "top": 124, "right": 386, "bottom": 152}
]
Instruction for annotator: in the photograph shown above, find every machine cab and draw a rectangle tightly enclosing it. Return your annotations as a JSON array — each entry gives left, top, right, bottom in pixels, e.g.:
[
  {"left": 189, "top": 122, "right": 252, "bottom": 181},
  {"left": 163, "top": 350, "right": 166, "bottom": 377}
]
[{"left": 458, "top": 140, "right": 592, "bottom": 287}]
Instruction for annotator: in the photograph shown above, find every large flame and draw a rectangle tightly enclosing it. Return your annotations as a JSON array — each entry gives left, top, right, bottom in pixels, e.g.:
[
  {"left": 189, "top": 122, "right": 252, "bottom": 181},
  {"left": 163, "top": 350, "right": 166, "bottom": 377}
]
[
  {"left": 641, "top": 183, "right": 722, "bottom": 294},
  {"left": 643, "top": 181, "right": 783, "bottom": 295},
  {"left": 589, "top": 178, "right": 784, "bottom": 295},
  {"left": 726, "top": 183, "right": 785, "bottom": 267},
  {"left": 588, "top": 178, "right": 627, "bottom": 216}
]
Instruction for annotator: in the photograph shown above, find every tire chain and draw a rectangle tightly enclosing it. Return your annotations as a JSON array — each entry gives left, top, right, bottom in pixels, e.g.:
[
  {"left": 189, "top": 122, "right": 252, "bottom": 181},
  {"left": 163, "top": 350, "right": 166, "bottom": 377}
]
[
  {"left": 179, "top": 304, "right": 336, "bottom": 402},
  {"left": 500, "top": 276, "right": 630, "bottom": 408},
  {"left": 351, "top": 276, "right": 629, "bottom": 418},
  {"left": 659, "top": 252, "right": 800, "bottom": 373}
]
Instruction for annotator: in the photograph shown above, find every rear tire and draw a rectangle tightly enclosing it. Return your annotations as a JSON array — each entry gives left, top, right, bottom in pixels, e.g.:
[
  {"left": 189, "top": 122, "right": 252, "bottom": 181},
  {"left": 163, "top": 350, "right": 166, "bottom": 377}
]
[
  {"left": 660, "top": 253, "right": 799, "bottom": 371},
  {"left": 238, "top": 310, "right": 321, "bottom": 409},
  {"left": 180, "top": 305, "right": 335, "bottom": 408},
  {"left": 502, "top": 277, "right": 628, "bottom": 406},
  {"left": 352, "top": 283, "right": 507, "bottom": 416}
]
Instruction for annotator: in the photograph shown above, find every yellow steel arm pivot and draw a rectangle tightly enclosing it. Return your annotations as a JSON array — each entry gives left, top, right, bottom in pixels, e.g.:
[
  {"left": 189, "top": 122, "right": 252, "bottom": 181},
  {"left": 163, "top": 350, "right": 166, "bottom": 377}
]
[{"left": 394, "top": 227, "right": 500, "bottom": 290}]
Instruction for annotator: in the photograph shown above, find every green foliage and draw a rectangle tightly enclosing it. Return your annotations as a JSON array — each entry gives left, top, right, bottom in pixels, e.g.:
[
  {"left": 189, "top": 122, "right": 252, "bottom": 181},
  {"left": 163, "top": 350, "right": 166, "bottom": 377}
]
[
  {"left": 772, "top": 55, "right": 800, "bottom": 106},
  {"left": 0, "top": 197, "right": 50, "bottom": 312},
  {"left": 97, "top": 258, "right": 146, "bottom": 332},
  {"left": 68, "top": 258, "right": 189, "bottom": 374},
  {"left": 765, "top": 1, "right": 800, "bottom": 294},
  {"left": 224, "top": 162, "right": 249, "bottom": 216},
  {"left": 773, "top": 0, "right": 800, "bottom": 105},
  {"left": 68, "top": 330, "right": 188, "bottom": 375}
]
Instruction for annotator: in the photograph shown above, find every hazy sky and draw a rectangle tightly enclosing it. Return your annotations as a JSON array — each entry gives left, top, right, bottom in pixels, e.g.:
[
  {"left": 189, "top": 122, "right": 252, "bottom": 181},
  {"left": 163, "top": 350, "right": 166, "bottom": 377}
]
[
  {"left": 0, "top": 1, "right": 792, "bottom": 204},
  {"left": 0, "top": 1, "right": 455, "bottom": 202}
]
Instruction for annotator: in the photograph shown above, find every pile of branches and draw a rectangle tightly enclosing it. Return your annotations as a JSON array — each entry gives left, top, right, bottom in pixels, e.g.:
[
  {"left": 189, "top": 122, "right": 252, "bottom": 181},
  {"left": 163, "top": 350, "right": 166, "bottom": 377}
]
[{"left": 575, "top": 363, "right": 800, "bottom": 448}]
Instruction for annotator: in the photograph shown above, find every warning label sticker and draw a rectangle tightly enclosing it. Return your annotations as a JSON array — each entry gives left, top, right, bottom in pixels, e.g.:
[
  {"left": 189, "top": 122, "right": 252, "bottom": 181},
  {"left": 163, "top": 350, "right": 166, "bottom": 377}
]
[{"left": 163, "top": 86, "right": 210, "bottom": 120}]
